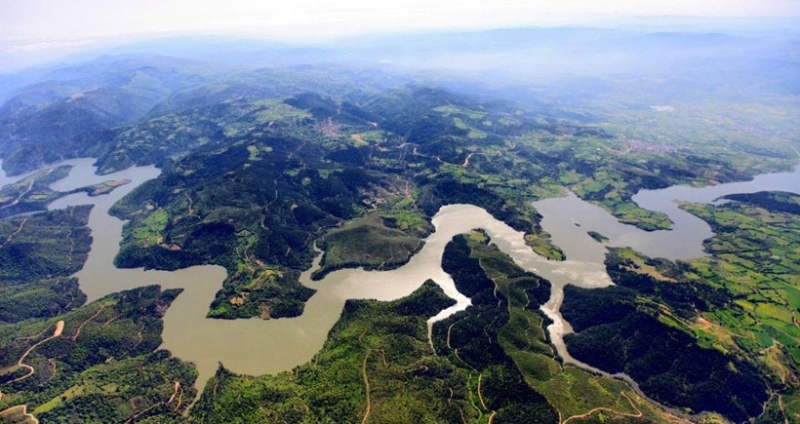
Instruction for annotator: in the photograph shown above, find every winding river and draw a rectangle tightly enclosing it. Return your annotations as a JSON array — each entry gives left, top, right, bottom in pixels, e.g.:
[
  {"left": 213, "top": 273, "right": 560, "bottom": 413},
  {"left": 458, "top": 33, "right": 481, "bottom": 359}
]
[
  {"left": 534, "top": 164, "right": 800, "bottom": 365},
  {"left": 4, "top": 159, "right": 800, "bottom": 408}
]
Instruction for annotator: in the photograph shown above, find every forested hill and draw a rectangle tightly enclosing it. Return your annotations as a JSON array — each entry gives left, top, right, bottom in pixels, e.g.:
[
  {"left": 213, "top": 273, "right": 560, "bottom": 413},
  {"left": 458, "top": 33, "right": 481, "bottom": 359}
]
[
  {"left": 2, "top": 46, "right": 800, "bottom": 422},
  {"left": 1, "top": 59, "right": 797, "bottom": 323},
  {"left": 78, "top": 80, "right": 786, "bottom": 321}
]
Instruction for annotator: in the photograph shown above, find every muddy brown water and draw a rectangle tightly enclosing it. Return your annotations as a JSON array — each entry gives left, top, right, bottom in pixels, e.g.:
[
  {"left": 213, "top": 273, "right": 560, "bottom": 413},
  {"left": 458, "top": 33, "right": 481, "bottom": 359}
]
[{"left": 9, "top": 158, "right": 797, "bottom": 405}]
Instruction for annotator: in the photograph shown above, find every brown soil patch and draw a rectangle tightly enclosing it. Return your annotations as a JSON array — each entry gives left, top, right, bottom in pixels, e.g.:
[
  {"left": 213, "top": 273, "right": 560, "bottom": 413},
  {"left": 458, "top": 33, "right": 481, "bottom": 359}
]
[
  {"left": 104, "top": 179, "right": 131, "bottom": 188},
  {"left": 477, "top": 373, "right": 488, "bottom": 410},
  {"left": 0, "top": 405, "right": 39, "bottom": 424},
  {"left": 7, "top": 320, "right": 66, "bottom": 385}
]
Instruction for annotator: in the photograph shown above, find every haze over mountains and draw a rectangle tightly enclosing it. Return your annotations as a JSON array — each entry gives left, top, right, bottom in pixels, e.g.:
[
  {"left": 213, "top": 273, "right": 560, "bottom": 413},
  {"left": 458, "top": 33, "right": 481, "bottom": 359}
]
[
  {"left": 1, "top": 16, "right": 800, "bottom": 423},
  {"left": 0, "top": 24, "right": 797, "bottom": 175}
]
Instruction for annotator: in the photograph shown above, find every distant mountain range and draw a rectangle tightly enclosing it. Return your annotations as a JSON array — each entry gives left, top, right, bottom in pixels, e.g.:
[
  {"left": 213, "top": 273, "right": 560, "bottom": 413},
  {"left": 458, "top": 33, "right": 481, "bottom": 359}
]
[{"left": 1, "top": 24, "right": 800, "bottom": 423}]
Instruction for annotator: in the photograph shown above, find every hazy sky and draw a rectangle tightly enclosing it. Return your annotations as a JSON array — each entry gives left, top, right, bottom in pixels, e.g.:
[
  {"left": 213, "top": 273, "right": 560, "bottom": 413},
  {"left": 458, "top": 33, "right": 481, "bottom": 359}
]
[
  {"left": 0, "top": 0, "right": 797, "bottom": 72},
  {"left": 3, "top": 0, "right": 799, "bottom": 45}
]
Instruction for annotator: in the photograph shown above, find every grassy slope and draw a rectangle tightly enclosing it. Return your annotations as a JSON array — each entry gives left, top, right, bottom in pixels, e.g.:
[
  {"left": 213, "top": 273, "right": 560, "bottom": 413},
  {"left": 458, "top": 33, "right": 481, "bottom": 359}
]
[
  {"left": 441, "top": 231, "right": 679, "bottom": 423},
  {"left": 680, "top": 194, "right": 800, "bottom": 421},
  {"left": 0, "top": 204, "right": 198, "bottom": 423},
  {"left": 191, "top": 281, "right": 472, "bottom": 423},
  {"left": 108, "top": 84, "right": 798, "bottom": 321},
  {"left": 312, "top": 212, "right": 427, "bottom": 280},
  {"left": 559, "top": 191, "right": 800, "bottom": 422},
  {"left": 0, "top": 206, "right": 92, "bottom": 323},
  {"left": 0, "top": 286, "right": 197, "bottom": 424}
]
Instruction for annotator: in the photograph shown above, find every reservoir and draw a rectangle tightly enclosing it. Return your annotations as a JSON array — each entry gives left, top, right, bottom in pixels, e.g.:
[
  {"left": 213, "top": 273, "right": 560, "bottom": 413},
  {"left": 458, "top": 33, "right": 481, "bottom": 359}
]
[
  {"left": 38, "top": 159, "right": 611, "bottom": 396},
  {"left": 535, "top": 163, "right": 800, "bottom": 261},
  {"left": 9, "top": 159, "right": 800, "bottom": 401},
  {"left": 532, "top": 163, "right": 800, "bottom": 366}
]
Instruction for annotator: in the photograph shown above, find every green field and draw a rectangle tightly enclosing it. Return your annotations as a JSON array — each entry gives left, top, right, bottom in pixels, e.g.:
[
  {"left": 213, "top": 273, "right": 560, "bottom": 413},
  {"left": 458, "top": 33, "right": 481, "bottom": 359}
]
[
  {"left": 313, "top": 213, "right": 426, "bottom": 280},
  {"left": 463, "top": 232, "right": 679, "bottom": 422}
]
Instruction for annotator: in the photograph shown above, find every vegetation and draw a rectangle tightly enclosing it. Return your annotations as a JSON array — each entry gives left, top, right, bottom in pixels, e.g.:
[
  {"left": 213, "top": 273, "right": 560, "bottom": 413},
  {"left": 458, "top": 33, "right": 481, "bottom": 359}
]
[
  {"left": 0, "top": 205, "right": 92, "bottom": 285},
  {"left": 0, "top": 189, "right": 199, "bottom": 423},
  {"left": 0, "top": 166, "right": 71, "bottom": 219},
  {"left": 312, "top": 212, "right": 427, "bottom": 280},
  {"left": 0, "top": 206, "right": 93, "bottom": 324},
  {"left": 4, "top": 63, "right": 795, "bottom": 321},
  {"left": 681, "top": 196, "right": 800, "bottom": 363},
  {"left": 587, "top": 230, "right": 609, "bottom": 243},
  {"left": 99, "top": 79, "right": 797, "bottom": 321},
  {"left": 0, "top": 163, "right": 133, "bottom": 221},
  {"left": 561, "top": 191, "right": 800, "bottom": 423},
  {"left": 0, "top": 286, "right": 198, "bottom": 423},
  {"left": 191, "top": 281, "right": 467, "bottom": 423},
  {"left": 0, "top": 278, "right": 85, "bottom": 325},
  {"left": 562, "top": 282, "right": 767, "bottom": 422},
  {"left": 680, "top": 193, "right": 800, "bottom": 421},
  {"left": 106, "top": 89, "right": 573, "bottom": 319},
  {"left": 720, "top": 190, "right": 800, "bottom": 215},
  {"left": 103, "top": 84, "right": 791, "bottom": 321},
  {"left": 72, "top": 178, "right": 132, "bottom": 197},
  {"left": 1, "top": 50, "right": 798, "bottom": 422},
  {"left": 0, "top": 56, "right": 221, "bottom": 175},
  {"left": 190, "top": 232, "right": 692, "bottom": 423},
  {"left": 434, "top": 232, "right": 681, "bottom": 423}
]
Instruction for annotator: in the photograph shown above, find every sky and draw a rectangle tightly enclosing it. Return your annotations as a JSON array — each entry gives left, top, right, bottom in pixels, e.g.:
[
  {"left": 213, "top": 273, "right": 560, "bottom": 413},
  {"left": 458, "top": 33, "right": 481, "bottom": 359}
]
[
  {"left": 1, "top": 0, "right": 799, "bottom": 71},
  {"left": 3, "top": 0, "right": 799, "bottom": 43}
]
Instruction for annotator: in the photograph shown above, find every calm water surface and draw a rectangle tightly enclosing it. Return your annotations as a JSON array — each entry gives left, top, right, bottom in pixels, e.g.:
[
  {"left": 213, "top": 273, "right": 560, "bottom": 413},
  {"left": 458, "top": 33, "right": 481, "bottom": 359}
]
[
  {"left": 26, "top": 158, "right": 800, "bottom": 402},
  {"left": 0, "top": 159, "right": 36, "bottom": 191},
  {"left": 536, "top": 163, "right": 800, "bottom": 261},
  {"left": 531, "top": 163, "right": 800, "bottom": 366}
]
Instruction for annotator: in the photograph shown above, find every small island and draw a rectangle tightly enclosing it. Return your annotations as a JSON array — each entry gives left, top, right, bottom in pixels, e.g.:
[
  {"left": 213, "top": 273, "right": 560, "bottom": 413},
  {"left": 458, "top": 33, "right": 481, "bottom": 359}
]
[
  {"left": 587, "top": 230, "right": 609, "bottom": 243},
  {"left": 82, "top": 178, "right": 133, "bottom": 196}
]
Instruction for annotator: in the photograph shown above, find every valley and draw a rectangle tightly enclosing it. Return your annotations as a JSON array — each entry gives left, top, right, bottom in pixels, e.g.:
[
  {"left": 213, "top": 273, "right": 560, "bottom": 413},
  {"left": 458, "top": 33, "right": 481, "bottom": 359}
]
[
  {"left": 1, "top": 27, "right": 799, "bottom": 422},
  {"left": 2, "top": 147, "right": 799, "bottom": 422}
]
